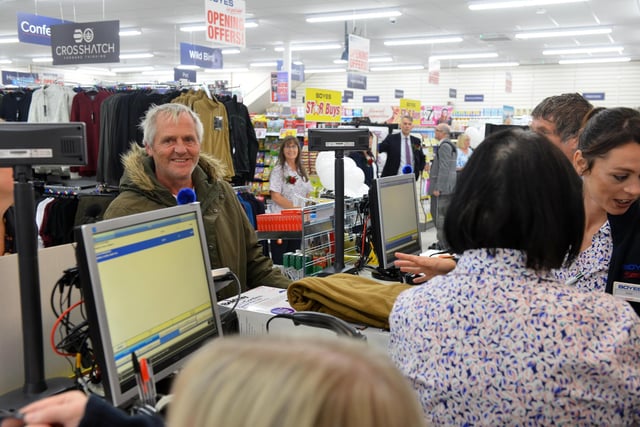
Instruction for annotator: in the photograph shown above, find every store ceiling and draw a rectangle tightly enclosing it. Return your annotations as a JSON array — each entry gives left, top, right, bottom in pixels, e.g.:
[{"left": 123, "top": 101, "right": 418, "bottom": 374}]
[{"left": 0, "top": 0, "right": 638, "bottom": 75}]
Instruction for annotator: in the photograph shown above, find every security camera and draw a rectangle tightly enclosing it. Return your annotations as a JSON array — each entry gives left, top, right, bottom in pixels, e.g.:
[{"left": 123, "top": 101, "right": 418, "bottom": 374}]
[{"left": 389, "top": 17, "right": 397, "bottom": 24}]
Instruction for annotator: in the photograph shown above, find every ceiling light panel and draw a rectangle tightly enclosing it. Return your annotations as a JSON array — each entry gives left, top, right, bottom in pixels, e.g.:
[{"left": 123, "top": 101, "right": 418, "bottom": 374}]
[
  {"left": 119, "top": 28, "right": 142, "bottom": 37},
  {"left": 201, "top": 67, "right": 249, "bottom": 73},
  {"left": 304, "top": 67, "right": 347, "bottom": 73},
  {"left": 275, "top": 43, "right": 341, "bottom": 52},
  {"left": 370, "top": 64, "right": 425, "bottom": 71},
  {"left": 180, "top": 19, "right": 257, "bottom": 32},
  {"left": 250, "top": 61, "right": 278, "bottom": 67},
  {"left": 119, "top": 53, "right": 154, "bottom": 59},
  {"left": 113, "top": 66, "right": 155, "bottom": 73},
  {"left": 457, "top": 61, "right": 519, "bottom": 68},
  {"left": 542, "top": 46, "right": 624, "bottom": 55},
  {"left": 384, "top": 37, "right": 463, "bottom": 46},
  {"left": 430, "top": 52, "right": 498, "bottom": 60},
  {"left": 515, "top": 27, "right": 612, "bottom": 39},
  {"left": 306, "top": 9, "right": 401, "bottom": 23},
  {"left": 558, "top": 56, "right": 631, "bottom": 64},
  {"left": 469, "top": 0, "right": 587, "bottom": 11},
  {"left": 0, "top": 36, "right": 19, "bottom": 44}
]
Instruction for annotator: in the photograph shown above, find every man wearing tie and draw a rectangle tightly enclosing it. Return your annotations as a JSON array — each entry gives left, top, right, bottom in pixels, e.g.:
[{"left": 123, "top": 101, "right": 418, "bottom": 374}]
[{"left": 379, "top": 114, "right": 425, "bottom": 180}]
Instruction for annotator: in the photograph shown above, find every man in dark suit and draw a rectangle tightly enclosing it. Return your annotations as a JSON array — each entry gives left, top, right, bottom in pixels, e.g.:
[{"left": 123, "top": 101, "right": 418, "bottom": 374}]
[{"left": 379, "top": 114, "right": 425, "bottom": 180}]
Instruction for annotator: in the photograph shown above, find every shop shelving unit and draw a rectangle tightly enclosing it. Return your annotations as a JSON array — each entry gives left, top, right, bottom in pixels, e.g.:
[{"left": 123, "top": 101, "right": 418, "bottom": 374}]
[{"left": 256, "top": 198, "right": 363, "bottom": 278}]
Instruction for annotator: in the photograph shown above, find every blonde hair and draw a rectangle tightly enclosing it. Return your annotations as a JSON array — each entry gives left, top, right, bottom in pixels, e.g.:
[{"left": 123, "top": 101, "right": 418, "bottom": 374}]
[
  {"left": 167, "top": 335, "right": 425, "bottom": 427},
  {"left": 457, "top": 133, "right": 471, "bottom": 149}
]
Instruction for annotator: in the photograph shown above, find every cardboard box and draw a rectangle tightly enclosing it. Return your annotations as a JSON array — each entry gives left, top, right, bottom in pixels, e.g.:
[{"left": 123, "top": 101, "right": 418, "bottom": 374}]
[{"left": 218, "top": 286, "right": 390, "bottom": 351}]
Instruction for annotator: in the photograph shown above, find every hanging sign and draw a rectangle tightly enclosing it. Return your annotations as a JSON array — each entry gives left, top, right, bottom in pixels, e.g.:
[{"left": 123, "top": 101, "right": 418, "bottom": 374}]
[
  {"left": 174, "top": 68, "right": 197, "bottom": 83},
  {"left": 583, "top": 92, "right": 605, "bottom": 101},
  {"left": 205, "top": 0, "right": 246, "bottom": 48},
  {"left": 2, "top": 70, "right": 39, "bottom": 86},
  {"left": 347, "top": 34, "right": 369, "bottom": 73},
  {"left": 428, "top": 58, "right": 440, "bottom": 85},
  {"left": 505, "top": 71, "right": 512, "bottom": 93},
  {"left": 347, "top": 73, "right": 367, "bottom": 90},
  {"left": 291, "top": 63, "right": 304, "bottom": 82},
  {"left": 394, "top": 89, "right": 404, "bottom": 99},
  {"left": 270, "top": 71, "right": 289, "bottom": 103},
  {"left": 50, "top": 20, "right": 119, "bottom": 65},
  {"left": 17, "top": 13, "right": 72, "bottom": 46},
  {"left": 465, "top": 94, "right": 484, "bottom": 102},
  {"left": 180, "top": 42, "right": 223, "bottom": 69},
  {"left": 305, "top": 88, "right": 342, "bottom": 122}
]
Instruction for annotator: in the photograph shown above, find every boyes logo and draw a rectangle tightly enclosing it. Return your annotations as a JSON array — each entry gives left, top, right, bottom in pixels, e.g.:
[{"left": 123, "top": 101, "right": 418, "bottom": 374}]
[{"left": 73, "top": 27, "right": 94, "bottom": 44}]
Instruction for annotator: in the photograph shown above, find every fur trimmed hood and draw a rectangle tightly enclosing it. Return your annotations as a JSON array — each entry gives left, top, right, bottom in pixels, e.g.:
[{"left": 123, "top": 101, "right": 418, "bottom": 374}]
[{"left": 120, "top": 143, "right": 228, "bottom": 191}]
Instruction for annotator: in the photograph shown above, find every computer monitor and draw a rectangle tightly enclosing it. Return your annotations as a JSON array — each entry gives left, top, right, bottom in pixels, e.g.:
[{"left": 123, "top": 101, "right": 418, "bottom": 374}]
[
  {"left": 484, "top": 123, "right": 529, "bottom": 137},
  {"left": 74, "top": 203, "right": 223, "bottom": 408},
  {"left": 0, "top": 122, "right": 87, "bottom": 166},
  {"left": 368, "top": 174, "right": 422, "bottom": 280}
]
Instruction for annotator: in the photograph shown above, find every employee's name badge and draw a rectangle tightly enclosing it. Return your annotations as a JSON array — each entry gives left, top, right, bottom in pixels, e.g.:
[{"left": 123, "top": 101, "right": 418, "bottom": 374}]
[{"left": 612, "top": 281, "right": 640, "bottom": 303}]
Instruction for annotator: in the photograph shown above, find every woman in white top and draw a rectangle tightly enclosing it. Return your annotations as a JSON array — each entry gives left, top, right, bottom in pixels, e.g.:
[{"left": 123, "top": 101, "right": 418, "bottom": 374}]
[
  {"left": 268, "top": 136, "right": 312, "bottom": 264},
  {"left": 456, "top": 133, "right": 473, "bottom": 171}
]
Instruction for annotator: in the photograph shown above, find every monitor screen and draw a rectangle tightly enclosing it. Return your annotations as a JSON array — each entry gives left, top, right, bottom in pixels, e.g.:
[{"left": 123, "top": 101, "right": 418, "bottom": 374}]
[
  {"left": 307, "top": 127, "right": 370, "bottom": 152},
  {"left": 74, "top": 203, "right": 223, "bottom": 408},
  {"left": 369, "top": 174, "right": 422, "bottom": 271}
]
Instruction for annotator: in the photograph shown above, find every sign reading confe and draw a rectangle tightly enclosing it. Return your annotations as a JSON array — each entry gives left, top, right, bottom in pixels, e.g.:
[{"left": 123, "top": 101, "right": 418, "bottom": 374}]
[
  {"left": 17, "top": 13, "right": 72, "bottom": 46},
  {"left": 205, "top": 0, "right": 246, "bottom": 48},
  {"left": 50, "top": 20, "right": 119, "bottom": 65}
]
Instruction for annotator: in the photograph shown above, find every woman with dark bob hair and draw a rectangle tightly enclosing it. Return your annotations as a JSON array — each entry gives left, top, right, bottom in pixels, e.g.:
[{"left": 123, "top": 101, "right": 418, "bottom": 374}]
[{"left": 389, "top": 129, "right": 640, "bottom": 425}]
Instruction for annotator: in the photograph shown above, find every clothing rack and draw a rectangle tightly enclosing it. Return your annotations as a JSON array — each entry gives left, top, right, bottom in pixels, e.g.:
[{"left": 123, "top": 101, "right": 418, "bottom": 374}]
[{"left": 233, "top": 185, "right": 253, "bottom": 194}]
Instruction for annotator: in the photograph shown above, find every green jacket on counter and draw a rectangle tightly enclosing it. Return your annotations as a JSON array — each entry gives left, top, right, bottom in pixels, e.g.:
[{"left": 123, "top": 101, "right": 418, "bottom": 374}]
[{"left": 104, "top": 145, "right": 291, "bottom": 300}]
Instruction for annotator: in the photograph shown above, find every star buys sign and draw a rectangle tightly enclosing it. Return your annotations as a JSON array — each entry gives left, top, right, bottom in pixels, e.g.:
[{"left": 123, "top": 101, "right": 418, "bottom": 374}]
[
  {"left": 207, "top": 0, "right": 244, "bottom": 45},
  {"left": 306, "top": 93, "right": 341, "bottom": 119}
]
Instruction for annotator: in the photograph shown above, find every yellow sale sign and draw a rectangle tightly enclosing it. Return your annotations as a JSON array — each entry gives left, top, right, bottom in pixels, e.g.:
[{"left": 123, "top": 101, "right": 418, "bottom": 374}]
[
  {"left": 399, "top": 98, "right": 421, "bottom": 124},
  {"left": 305, "top": 88, "right": 342, "bottom": 122}
]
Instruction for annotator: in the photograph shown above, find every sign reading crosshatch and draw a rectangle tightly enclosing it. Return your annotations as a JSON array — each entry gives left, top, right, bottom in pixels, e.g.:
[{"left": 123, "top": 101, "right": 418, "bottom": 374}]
[{"left": 305, "top": 88, "right": 342, "bottom": 123}]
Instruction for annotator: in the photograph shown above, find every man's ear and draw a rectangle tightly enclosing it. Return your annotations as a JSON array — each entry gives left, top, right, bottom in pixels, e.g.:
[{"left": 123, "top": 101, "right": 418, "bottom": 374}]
[
  {"left": 144, "top": 143, "right": 153, "bottom": 156},
  {"left": 573, "top": 149, "right": 588, "bottom": 175},
  {"left": 566, "top": 135, "right": 579, "bottom": 155}
]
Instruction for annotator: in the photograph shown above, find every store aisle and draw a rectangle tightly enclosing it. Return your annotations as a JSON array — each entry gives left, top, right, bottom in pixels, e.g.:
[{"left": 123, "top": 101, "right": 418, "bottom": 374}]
[{"left": 421, "top": 224, "right": 437, "bottom": 252}]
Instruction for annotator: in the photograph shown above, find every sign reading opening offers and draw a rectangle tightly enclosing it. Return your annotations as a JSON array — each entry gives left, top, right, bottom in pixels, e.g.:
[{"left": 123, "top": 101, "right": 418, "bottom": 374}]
[
  {"left": 305, "top": 88, "right": 342, "bottom": 123},
  {"left": 205, "top": 0, "right": 246, "bottom": 48}
]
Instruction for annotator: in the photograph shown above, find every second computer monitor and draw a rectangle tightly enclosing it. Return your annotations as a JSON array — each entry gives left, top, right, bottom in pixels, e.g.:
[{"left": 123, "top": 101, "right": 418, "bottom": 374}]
[{"left": 369, "top": 174, "right": 423, "bottom": 271}]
